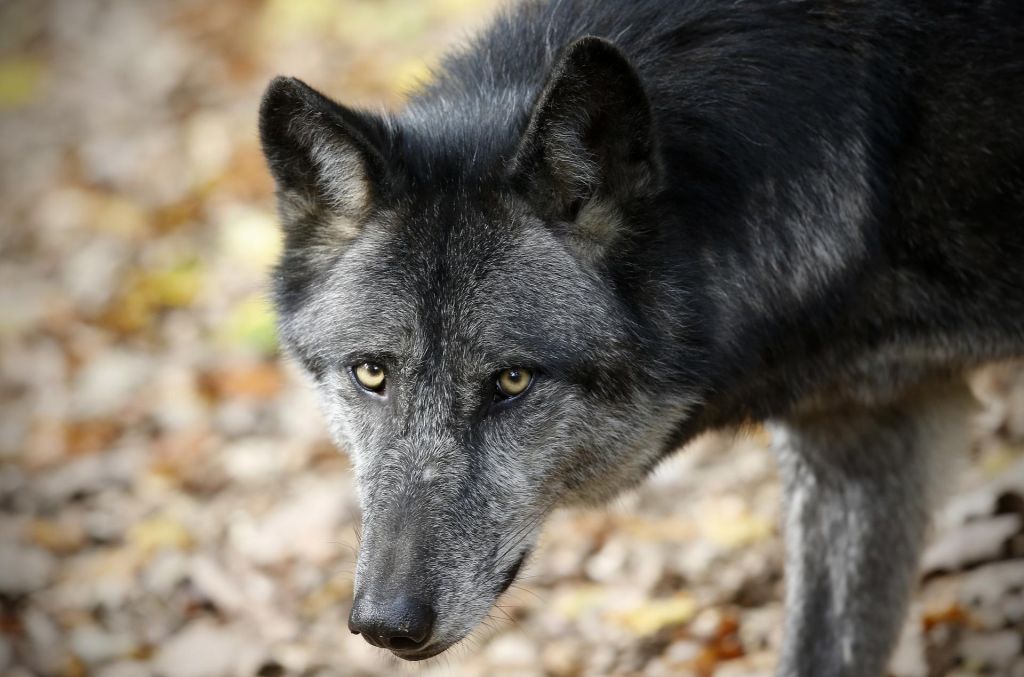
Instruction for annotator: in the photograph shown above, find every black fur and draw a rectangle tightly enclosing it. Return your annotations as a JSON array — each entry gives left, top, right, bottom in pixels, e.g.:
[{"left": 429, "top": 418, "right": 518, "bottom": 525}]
[
  {"left": 260, "top": 0, "right": 1024, "bottom": 671},
  {"left": 263, "top": 0, "right": 1024, "bottom": 428}
]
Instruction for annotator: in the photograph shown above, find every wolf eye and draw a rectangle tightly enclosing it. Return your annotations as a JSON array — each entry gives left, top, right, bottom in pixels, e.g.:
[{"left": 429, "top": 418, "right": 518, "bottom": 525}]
[
  {"left": 495, "top": 367, "right": 533, "bottom": 399},
  {"left": 353, "top": 362, "right": 386, "bottom": 393}
]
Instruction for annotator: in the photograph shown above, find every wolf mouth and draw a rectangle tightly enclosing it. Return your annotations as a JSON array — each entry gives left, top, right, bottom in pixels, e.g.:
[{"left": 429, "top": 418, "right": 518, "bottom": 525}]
[
  {"left": 391, "top": 645, "right": 447, "bottom": 661},
  {"left": 388, "top": 551, "right": 530, "bottom": 661}
]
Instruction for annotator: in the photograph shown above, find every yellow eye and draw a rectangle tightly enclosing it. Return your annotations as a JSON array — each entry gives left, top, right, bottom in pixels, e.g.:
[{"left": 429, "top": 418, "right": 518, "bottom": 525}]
[
  {"left": 496, "top": 367, "right": 533, "bottom": 398},
  {"left": 353, "top": 362, "right": 386, "bottom": 392}
]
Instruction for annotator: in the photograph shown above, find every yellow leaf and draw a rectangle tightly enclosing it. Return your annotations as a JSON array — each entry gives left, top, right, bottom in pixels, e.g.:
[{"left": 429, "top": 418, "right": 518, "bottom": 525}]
[
  {"left": 552, "top": 585, "right": 611, "bottom": 620},
  {"left": 143, "top": 259, "right": 204, "bottom": 308},
  {"left": 617, "top": 515, "right": 695, "bottom": 541},
  {"left": 979, "top": 444, "right": 1021, "bottom": 477},
  {"left": 93, "top": 195, "right": 148, "bottom": 238},
  {"left": 0, "top": 57, "right": 45, "bottom": 109},
  {"left": 129, "top": 516, "right": 192, "bottom": 553},
  {"left": 606, "top": 595, "right": 698, "bottom": 636},
  {"left": 391, "top": 58, "right": 435, "bottom": 95},
  {"left": 434, "top": 0, "right": 496, "bottom": 17},
  {"left": 330, "top": 1, "right": 432, "bottom": 49},
  {"left": 260, "top": 0, "right": 339, "bottom": 39},
  {"left": 217, "top": 295, "right": 279, "bottom": 355},
  {"left": 697, "top": 497, "right": 774, "bottom": 549},
  {"left": 104, "top": 259, "right": 205, "bottom": 332},
  {"left": 217, "top": 208, "right": 281, "bottom": 270}
]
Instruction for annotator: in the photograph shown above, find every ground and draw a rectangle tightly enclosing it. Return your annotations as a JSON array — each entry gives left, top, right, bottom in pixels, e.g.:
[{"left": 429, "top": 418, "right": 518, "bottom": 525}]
[{"left": 1, "top": 1, "right": 1023, "bottom": 675}]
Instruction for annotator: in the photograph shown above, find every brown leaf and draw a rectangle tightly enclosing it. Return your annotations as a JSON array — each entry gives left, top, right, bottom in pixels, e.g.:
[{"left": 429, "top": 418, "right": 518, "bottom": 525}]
[
  {"left": 149, "top": 428, "right": 217, "bottom": 485},
  {"left": 199, "top": 362, "right": 284, "bottom": 400},
  {"left": 25, "top": 519, "right": 86, "bottom": 555},
  {"left": 64, "top": 419, "right": 121, "bottom": 457},
  {"left": 922, "top": 604, "right": 970, "bottom": 632}
]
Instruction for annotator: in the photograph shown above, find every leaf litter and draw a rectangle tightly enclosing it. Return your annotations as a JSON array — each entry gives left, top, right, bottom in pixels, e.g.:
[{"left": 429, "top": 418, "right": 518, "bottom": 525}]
[{"left": 1, "top": 1, "right": 1023, "bottom": 675}]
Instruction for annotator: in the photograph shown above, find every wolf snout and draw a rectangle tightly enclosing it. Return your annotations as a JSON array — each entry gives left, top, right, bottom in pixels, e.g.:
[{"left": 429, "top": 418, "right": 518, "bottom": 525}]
[{"left": 348, "top": 594, "right": 436, "bottom": 655}]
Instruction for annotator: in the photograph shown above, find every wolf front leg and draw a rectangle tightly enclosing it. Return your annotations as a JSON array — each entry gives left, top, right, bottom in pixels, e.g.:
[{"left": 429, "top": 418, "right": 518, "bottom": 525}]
[{"left": 770, "top": 385, "right": 971, "bottom": 677}]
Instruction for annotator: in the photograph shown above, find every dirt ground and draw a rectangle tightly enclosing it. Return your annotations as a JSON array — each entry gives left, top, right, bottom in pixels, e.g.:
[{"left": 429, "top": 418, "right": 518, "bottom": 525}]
[{"left": 1, "top": 1, "right": 1023, "bottom": 675}]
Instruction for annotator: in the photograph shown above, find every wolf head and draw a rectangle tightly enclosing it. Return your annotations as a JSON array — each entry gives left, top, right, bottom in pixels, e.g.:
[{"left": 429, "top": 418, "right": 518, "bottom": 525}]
[{"left": 260, "top": 37, "right": 697, "bottom": 660}]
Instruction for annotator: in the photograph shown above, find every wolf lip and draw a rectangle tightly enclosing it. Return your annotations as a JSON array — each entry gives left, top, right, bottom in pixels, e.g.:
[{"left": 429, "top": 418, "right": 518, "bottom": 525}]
[{"left": 390, "top": 644, "right": 447, "bottom": 661}]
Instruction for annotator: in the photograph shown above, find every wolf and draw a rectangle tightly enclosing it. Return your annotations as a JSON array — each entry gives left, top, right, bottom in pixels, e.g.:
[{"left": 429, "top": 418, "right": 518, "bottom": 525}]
[{"left": 258, "top": 0, "right": 1024, "bottom": 674}]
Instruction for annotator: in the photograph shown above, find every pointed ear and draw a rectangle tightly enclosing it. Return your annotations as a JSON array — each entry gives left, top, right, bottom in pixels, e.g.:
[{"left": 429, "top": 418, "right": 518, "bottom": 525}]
[
  {"left": 259, "top": 77, "right": 390, "bottom": 251},
  {"left": 509, "top": 37, "right": 660, "bottom": 260}
]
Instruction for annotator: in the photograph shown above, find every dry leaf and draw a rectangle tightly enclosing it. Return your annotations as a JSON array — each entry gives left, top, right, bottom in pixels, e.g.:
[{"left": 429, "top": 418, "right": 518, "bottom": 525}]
[
  {"left": 199, "top": 362, "right": 283, "bottom": 400},
  {"left": 25, "top": 519, "right": 87, "bottom": 555},
  {"left": 606, "top": 595, "right": 698, "bottom": 636},
  {"left": 697, "top": 497, "right": 774, "bottom": 549},
  {"left": 0, "top": 57, "right": 45, "bottom": 109},
  {"left": 129, "top": 516, "right": 193, "bottom": 554}
]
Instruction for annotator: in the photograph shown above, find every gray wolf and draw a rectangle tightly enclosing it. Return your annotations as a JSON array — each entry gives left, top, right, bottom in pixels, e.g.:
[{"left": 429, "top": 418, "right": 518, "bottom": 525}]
[{"left": 258, "top": 0, "right": 1024, "bottom": 673}]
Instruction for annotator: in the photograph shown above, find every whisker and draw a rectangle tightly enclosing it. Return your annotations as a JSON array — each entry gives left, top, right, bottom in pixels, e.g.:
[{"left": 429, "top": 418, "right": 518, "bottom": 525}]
[
  {"left": 492, "top": 604, "right": 518, "bottom": 626},
  {"left": 491, "top": 508, "right": 547, "bottom": 566},
  {"left": 488, "top": 493, "right": 561, "bottom": 563}
]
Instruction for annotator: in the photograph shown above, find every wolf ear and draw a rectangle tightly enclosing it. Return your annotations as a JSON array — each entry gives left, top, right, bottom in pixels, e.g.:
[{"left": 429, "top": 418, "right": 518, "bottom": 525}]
[
  {"left": 509, "top": 37, "right": 660, "bottom": 261},
  {"left": 259, "top": 76, "right": 389, "bottom": 251}
]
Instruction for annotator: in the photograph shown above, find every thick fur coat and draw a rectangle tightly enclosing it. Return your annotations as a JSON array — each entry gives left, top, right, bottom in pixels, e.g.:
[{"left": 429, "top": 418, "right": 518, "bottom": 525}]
[{"left": 259, "top": 1, "right": 1024, "bottom": 673}]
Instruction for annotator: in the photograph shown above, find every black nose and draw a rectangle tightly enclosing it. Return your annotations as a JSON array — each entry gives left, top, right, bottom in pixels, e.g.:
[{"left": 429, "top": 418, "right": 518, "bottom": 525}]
[{"left": 348, "top": 595, "right": 435, "bottom": 652}]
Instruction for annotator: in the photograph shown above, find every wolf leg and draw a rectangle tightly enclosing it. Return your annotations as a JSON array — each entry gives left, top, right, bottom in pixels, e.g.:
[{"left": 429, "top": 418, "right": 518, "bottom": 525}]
[{"left": 771, "top": 384, "right": 970, "bottom": 677}]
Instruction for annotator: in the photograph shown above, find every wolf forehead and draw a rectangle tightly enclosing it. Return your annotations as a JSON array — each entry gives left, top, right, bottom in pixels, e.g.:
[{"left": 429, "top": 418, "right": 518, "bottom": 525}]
[{"left": 275, "top": 198, "right": 630, "bottom": 375}]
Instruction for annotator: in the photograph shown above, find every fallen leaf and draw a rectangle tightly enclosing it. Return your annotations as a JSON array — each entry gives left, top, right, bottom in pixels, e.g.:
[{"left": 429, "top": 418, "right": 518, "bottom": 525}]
[
  {"left": 64, "top": 419, "right": 121, "bottom": 457},
  {"left": 217, "top": 208, "right": 281, "bottom": 270},
  {"left": 257, "top": 0, "right": 344, "bottom": 44},
  {"left": 606, "top": 594, "right": 698, "bottom": 636},
  {"left": 129, "top": 516, "right": 193, "bottom": 554},
  {"left": 553, "top": 585, "right": 614, "bottom": 620},
  {"left": 697, "top": 497, "right": 774, "bottom": 549},
  {"left": 616, "top": 515, "right": 696, "bottom": 541},
  {"left": 199, "top": 362, "right": 283, "bottom": 400},
  {"left": 151, "top": 197, "right": 204, "bottom": 234},
  {"left": 922, "top": 514, "right": 1022, "bottom": 574},
  {"left": 390, "top": 57, "right": 435, "bottom": 94},
  {"left": 922, "top": 604, "right": 970, "bottom": 632},
  {"left": 91, "top": 194, "right": 149, "bottom": 238},
  {"left": 980, "top": 444, "right": 1023, "bottom": 477},
  {"left": 0, "top": 57, "right": 45, "bottom": 109},
  {"left": 216, "top": 295, "right": 278, "bottom": 355},
  {"left": 149, "top": 428, "right": 217, "bottom": 485},
  {"left": 101, "top": 259, "right": 204, "bottom": 333},
  {"left": 25, "top": 519, "right": 87, "bottom": 555},
  {"left": 300, "top": 572, "right": 355, "bottom": 617}
]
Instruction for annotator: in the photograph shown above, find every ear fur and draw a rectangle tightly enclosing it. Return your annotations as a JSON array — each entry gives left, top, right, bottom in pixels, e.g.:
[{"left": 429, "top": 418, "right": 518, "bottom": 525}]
[
  {"left": 259, "top": 76, "right": 390, "bottom": 252},
  {"left": 509, "top": 37, "right": 660, "bottom": 261}
]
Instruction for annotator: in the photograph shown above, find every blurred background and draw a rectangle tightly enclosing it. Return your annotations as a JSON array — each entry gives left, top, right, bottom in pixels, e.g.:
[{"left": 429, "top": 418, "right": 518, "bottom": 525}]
[{"left": 1, "top": 1, "right": 1023, "bottom": 675}]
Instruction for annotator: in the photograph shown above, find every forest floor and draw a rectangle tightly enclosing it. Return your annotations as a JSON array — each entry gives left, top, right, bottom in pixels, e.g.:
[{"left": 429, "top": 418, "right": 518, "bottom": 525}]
[{"left": 1, "top": 1, "right": 1023, "bottom": 675}]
